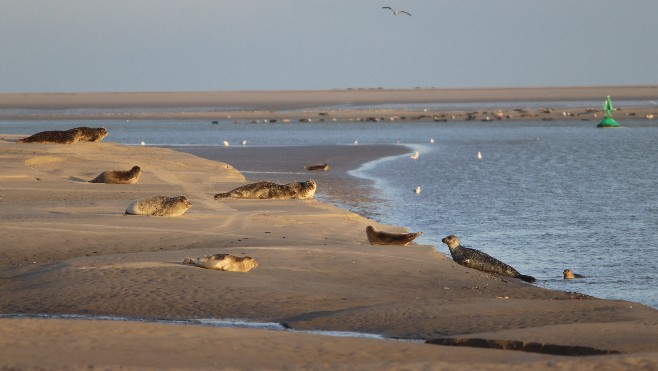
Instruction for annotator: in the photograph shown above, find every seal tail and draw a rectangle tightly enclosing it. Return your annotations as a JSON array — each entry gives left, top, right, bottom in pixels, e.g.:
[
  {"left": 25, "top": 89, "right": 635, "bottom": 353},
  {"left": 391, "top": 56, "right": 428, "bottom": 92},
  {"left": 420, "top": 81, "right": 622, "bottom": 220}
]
[
  {"left": 214, "top": 192, "right": 230, "bottom": 199},
  {"left": 518, "top": 274, "right": 536, "bottom": 283}
]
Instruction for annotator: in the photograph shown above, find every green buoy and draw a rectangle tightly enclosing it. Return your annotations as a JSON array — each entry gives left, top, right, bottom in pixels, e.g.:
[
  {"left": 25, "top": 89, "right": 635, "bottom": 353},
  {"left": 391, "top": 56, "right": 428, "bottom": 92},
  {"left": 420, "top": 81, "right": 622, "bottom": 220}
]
[{"left": 597, "top": 95, "right": 620, "bottom": 128}]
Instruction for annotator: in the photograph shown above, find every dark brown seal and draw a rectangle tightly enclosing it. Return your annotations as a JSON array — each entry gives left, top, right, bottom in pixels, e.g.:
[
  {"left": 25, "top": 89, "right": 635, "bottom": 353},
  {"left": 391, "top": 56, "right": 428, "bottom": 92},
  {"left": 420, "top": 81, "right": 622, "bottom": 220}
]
[
  {"left": 214, "top": 180, "right": 317, "bottom": 200},
  {"left": 365, "top": 225, "right": 422, "bottom": 246},
  {"left": 441, "top": 234, "right": 536, "bottom": 283},
  {"left": 17, "top": 129, "right": 84, "bottom": 144},
  {"left": 305, "top": 163, "right": 329, "bottom": 171},
  {"left": 89, "top": 166, "right": 141, "bottom": 184}
]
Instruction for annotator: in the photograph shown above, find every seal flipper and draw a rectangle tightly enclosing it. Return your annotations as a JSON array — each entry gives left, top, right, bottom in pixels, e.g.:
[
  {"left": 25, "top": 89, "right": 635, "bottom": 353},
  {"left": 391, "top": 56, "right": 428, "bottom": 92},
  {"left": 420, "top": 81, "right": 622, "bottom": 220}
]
[{"left": 517, "top": 274, "right": 536, "bottom": 283}]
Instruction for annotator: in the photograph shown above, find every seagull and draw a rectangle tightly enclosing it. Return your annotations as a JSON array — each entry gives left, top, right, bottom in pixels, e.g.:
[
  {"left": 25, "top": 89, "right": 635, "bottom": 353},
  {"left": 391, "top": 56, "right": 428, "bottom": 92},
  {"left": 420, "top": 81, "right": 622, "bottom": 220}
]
[
  {"left": 223, "top": 140, "right": 230, "bottom": 147},
  {"left": 382, "top": 7, "right": 412, "bottom": 16},
  {"left": 353, "top": 139, "right": 359, "bottom": 145},
  {"left": 414, "top": 186, "right": 421, "bottom": 194},
  {"left": 241, "top": 139, "right": 247, "bottom": 146},
  {"left": 477, "top": 151, "right": 482, "bottom": 160},
  {"left": 430, "top": 138, "right": 435, "bottom": 144},
  {"left": 410, "top": 151, "right": 419, "bottom": 160}
]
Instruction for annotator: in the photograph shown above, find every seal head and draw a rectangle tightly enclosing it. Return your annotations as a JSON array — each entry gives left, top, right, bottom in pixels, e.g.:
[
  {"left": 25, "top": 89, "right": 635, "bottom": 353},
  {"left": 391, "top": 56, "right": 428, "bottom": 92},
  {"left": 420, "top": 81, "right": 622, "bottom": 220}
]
[
  {"left": 441, "top": 234, "right": 536, "bottom": 283},
  {"left": 563, "top": 269, "right": 586, "bottom": 279}
]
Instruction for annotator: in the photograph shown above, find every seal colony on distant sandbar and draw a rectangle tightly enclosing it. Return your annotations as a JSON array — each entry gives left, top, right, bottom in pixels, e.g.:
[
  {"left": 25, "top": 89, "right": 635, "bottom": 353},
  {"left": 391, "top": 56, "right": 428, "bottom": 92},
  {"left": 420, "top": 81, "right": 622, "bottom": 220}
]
[
  {"left": 441, "top": 234, "right": 536, "bottom": 283},
  {"left": 214, "top": 180, "right": 317, "bottom": 200},
  {"left": 182, "top": 253, "right": 258, "bottom": 272},
  {"left": 89, "top": 165, "right": 142, "bottom": 184},
  {"left": 366, "top": 225, "right": 422, "bottom": 246},
  {"left": 125, "top": 195, "right": 192, "bottom": 216}
]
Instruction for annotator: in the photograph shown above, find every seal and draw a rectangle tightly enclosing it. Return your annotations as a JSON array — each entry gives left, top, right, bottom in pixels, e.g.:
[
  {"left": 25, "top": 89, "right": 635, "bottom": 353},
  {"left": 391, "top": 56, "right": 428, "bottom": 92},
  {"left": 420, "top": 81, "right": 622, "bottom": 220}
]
[
  {"left": 182, "top": 253, "right": 258, "bottom": 272},
  {"left": 214, "top": 180, "right": 317, "bottom": 200},
  {"left": 71, "top": 127, "right": 108, "bottom": 142},
  {"left": 305, "top": 163, "right": 329, "bottom": 171},
  {"left": 441, "top": 235, "right": 536, "bottom": 283},
  {"left": 125, "top": 195, "right": 191, "bottom": 216},
  {"left": 17, "top": 129, "right": 84, "bottom": 144},
  {"left": 89, "top": 165, "right": 141, "bottom": 184},
  {"left": 366, "top": 225, "right": 422, "bottom": 246},
  {"left": 563, "top": 269, "right": 586, "bottom": 279}
]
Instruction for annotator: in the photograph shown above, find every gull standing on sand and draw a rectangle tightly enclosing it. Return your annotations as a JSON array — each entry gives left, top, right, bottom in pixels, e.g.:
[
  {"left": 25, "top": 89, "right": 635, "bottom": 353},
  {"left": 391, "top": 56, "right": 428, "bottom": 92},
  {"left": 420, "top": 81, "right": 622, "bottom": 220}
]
[
  {"left": 382, "top": 7, "right": 412, "bottom": 16},
  {"left": 223, "top": 140, "right": 230, "bottom": 147}
]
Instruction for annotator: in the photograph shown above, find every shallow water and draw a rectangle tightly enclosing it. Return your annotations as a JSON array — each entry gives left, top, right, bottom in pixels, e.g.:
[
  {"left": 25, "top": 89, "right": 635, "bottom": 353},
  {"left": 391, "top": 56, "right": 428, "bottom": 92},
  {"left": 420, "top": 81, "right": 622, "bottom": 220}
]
[{"left": 2, "top": 119, "right": 657, "bottom": 308}]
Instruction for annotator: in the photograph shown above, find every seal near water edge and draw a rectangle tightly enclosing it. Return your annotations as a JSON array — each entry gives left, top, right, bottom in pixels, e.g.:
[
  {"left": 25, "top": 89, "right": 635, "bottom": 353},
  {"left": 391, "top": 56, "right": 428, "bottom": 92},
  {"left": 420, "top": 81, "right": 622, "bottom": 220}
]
[
  {"left": 305, "top": 163, "right": 329, "bottom": 171},
  {"left": 17, "top": 128, "right": 84, "bottom": 144},
  {"left": 563, "top": 269, "right": 586, "bottom": 279},
  {"left": 214, "top": 180, "right": 317, "bottom": 200},
  {"left": 366, "top": 225, "right": 423, "bottom": 246},
  {"left": 72, "top": 127, "right": 108, "bottom": 142},
  {"left": 441, "top": 234, "right": 536, "bottom": 283},
  {"left": 89, "top": 165, "right": 142, "bottom": 184},
  {"left": 125, "top": 195, "right": 191, "bottom": 216},
  {"left": 182, "top": 253, "right": 258, "bottom": 272}
]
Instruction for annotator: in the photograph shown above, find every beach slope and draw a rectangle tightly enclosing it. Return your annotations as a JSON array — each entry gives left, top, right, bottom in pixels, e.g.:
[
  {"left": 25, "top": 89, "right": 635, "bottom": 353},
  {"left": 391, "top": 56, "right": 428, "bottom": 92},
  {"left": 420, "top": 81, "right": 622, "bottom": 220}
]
[{"left": 1, "top": 136, "right": 657, "bottom": 369}]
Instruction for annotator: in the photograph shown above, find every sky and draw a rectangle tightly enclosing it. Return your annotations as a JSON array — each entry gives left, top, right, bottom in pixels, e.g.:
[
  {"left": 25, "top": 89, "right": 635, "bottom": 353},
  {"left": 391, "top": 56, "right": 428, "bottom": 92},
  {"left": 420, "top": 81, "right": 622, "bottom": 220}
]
[{"left": 1, "top": 0, "right": 657, "bottom": 93}]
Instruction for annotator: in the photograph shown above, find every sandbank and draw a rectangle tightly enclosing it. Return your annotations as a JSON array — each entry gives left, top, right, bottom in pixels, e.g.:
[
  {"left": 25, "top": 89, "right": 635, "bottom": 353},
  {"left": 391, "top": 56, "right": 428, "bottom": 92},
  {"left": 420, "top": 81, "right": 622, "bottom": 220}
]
[
  {"left": 1, "top": 86, "right": 657, "bottom": 122},
  {"left": 1, "top": 135, "right": 657, "bottom": 370}
]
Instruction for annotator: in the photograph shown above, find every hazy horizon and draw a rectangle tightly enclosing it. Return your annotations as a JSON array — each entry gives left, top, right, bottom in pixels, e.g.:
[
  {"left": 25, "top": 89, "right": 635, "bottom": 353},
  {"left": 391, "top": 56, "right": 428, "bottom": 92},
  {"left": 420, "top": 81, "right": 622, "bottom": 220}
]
[{"left": 2, "top": 1, "right": 657, "bottom": 93}]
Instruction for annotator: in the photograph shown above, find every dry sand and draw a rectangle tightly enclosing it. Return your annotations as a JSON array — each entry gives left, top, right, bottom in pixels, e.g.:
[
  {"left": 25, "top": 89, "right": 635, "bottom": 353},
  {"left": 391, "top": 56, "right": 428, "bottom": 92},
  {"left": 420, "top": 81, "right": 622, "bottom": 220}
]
[{"left": 1, "top": 130, "right": 657, "bottom": 370}]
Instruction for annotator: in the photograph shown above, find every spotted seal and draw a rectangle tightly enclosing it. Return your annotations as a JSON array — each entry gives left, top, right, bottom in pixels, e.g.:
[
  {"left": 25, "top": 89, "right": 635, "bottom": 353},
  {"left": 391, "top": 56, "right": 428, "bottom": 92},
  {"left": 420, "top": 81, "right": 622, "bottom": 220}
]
[
  {"left": 214, "top": 180, "right": 317, "bottom": 200},
  {"left": 71, "top": 127, "right": 108, "bottom": 142},
  {"left": 17, "top": 128, "right": 84, "bottom": 144},
  {"left": 182, "top": 253, "right": 258, "bottom": 272},
  {"left": 89, "top": 166, "right": 142, "bottom": 184},
  {"left": 441, "top": 235, "right": 536, "bottom": 283},
  {"left": 563, "top": 269, "right": 586, "bottom": 279},
  {"left": 125, "top": 195, "right": 191, "bottom": 216},
  {"left": 366, "top": 225, "right": 422, "bottom": 246}
]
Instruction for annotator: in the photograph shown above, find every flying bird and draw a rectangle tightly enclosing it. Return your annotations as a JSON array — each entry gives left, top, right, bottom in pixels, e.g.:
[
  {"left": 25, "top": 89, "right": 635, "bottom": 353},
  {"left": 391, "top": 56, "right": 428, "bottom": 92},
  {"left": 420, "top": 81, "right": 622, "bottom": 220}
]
[{"left": 382, "top": 7, "right": 412, "bottom": 16}]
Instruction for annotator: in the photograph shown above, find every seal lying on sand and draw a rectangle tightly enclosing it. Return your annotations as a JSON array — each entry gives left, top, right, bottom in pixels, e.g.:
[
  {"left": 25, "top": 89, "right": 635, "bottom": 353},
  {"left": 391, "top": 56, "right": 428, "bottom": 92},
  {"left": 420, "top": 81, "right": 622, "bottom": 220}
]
[
  {"left": 366, "top": 225, "right": 422, "bottom": 246},
  {"left": 563, "top": 269, "right": 586, "bottom": 279},
  {"left": 125, "top": 195, "right": 191, "bottom": 216},
  {"left": 72, "top": 127, "right": 108, "bottom": 142},
  {"left": 182, "top": 253, "right": 258, "bottom": 272},
  {"left": 89, "top": 166, "right": 141, "bottom": 184},
  {"left": 17, "top": 128, "right": 84, "bottom": 144},
  {"left": 441, "top": 235, "right": 536, "bottom": 283},
  {"left": 305, "top": 163, "right": 329, "bottom": 171},
  {"left": 214, "top": 180, "right": 317, "bottom": 200}
]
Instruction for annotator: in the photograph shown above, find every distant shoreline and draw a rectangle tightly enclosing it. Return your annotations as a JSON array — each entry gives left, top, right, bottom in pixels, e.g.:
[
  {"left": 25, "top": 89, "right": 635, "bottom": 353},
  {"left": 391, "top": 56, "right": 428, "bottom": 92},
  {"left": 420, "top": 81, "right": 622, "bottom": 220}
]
[{"left": 1, "top": 85, "right": 656, "bottom": 122}]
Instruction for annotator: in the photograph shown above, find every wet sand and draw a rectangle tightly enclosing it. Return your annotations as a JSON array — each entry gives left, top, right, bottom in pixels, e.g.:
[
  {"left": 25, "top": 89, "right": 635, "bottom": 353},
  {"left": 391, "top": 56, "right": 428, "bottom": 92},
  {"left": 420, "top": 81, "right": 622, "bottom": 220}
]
[{"left": 1, "top": 131, "right": 657, "bottom": 369}]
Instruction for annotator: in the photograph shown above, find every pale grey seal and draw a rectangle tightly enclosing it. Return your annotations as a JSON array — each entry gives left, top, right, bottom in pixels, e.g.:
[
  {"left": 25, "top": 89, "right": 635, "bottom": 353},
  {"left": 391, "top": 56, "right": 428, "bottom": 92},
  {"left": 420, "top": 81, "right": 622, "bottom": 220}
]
[
  {"left": 125, "top": 195, "right": 191, "bottom": 216},
  {"left": 214, "top": 180, "right": 317, "bottom": 200},
  {"left": 441, "top": 235, "right": 536, "bottom": 283},
  {"left": 182, "top": 253, "right": 258, "bottom": 272},
  {"left": 366, "top": 225, "right": 422, "bottom": 246},
  {"left": 563, "top": 269, "right": 586, "bottom": 279},
  {"left": 17, "top": 129, "right": 84, "bottom": 144},
  {"left": 89, "top": 166, "right": 141, "bottom": 184}
]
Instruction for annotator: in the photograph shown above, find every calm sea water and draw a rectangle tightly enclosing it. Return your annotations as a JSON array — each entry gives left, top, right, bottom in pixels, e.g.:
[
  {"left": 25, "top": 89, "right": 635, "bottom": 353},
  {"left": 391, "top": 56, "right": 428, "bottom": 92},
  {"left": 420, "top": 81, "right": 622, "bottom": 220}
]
[{"left": 2, "top": 118, "right": 657, "bottom": 309}]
